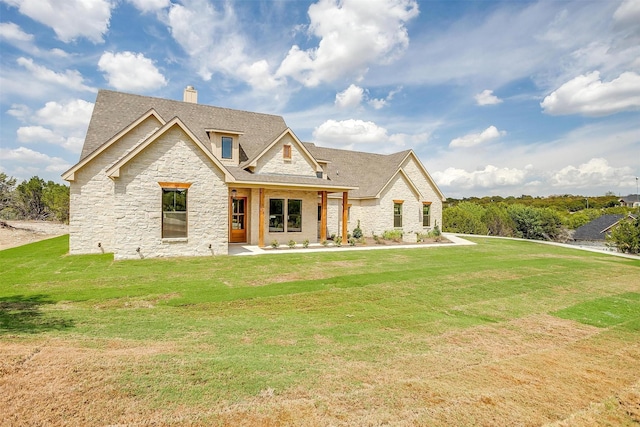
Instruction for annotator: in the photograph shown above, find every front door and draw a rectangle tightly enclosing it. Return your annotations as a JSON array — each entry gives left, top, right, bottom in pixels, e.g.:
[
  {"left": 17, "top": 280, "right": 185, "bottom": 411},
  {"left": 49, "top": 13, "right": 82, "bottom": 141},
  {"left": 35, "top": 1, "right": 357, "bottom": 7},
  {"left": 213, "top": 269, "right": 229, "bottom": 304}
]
[{"left": 230, "top": 197, "right": 247, "bottom": 243}]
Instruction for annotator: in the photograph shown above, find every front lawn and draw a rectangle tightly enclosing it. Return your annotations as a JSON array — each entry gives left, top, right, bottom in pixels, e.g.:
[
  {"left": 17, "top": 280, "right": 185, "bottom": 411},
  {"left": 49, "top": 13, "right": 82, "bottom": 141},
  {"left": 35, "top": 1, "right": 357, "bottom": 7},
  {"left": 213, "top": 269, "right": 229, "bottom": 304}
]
[{"left": 1, "top": 236, "right": 639, "bottom": 425}]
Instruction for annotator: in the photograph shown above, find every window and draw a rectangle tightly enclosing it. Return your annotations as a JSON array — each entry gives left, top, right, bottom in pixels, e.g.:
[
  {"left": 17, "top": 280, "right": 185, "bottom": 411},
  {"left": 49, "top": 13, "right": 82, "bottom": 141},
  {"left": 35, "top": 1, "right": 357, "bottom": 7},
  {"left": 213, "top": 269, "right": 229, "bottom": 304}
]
[
  {"left": 423, "top": 203, "right": 431, "bottom": 227},
  {"left": 269, "top": 198, "right": 302, "bottom": 232},
  {"left": 393, "top": 201, "right": 403, "bottom": 228},
  {"left": 162, "top": 188, "right": 187, "bottom": 238},
  {"left": 287, "top": 199, "right": 302, "bottom": 232},
  {"left": 283, "top": 144, "right": 292, "bottom": 160},
  {"left": 316, "top": 171, "right": 323, "bottom": 179},
  {"left": 221, "top": 136, "right": 233, "bottom": 159},
  {"left": 269, "top": 199, "right": 284, "bottom": 232}
]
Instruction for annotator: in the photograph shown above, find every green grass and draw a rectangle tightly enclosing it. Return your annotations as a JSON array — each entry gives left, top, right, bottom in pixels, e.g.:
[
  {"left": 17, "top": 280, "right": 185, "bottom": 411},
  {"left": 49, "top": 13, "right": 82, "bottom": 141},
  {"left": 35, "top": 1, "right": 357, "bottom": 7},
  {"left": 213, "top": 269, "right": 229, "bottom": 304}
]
[{"left": 2, "top": 235, "right": 640, "bottom": 420}]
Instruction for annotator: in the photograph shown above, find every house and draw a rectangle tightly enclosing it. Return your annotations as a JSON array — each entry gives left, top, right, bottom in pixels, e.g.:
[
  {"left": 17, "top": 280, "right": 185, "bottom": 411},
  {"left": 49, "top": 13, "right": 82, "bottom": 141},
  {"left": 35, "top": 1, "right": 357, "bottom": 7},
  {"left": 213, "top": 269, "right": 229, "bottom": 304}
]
[
  {"left": 571, "top": 214, "right": 637, "bottom": 247},
  {"left": 619, "top": 194, "right": 640, "bottom": 208},
  {"left": 62, "top": 88, "right": 445, "bottom": 259}
]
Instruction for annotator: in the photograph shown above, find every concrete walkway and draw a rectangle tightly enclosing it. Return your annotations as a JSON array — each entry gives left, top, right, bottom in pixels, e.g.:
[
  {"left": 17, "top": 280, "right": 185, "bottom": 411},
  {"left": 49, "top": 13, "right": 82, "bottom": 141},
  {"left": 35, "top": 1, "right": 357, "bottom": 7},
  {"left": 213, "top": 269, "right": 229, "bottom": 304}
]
[
  {"left": 228, "top": 233, "right": 475, "bottom": 256},
  {"left": 228, "top": 233, "right": 640, "bottom": 260}
]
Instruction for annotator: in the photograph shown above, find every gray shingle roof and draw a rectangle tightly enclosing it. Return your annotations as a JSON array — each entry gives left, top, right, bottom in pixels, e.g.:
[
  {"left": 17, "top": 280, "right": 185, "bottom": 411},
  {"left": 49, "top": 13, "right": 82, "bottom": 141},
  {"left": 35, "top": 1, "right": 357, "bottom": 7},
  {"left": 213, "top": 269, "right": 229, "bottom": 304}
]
[
  {"left": 78, "top": 90, "right": 429, "bottom": 197},
  {"left": 572, "top": 214, "right": 624, "bottom": 241},
  {"left": 303, "top": 143, "right": 411, "bottom": 198},
  {"left": 81, "top": 90, "right": 287, "bottom": 162}
]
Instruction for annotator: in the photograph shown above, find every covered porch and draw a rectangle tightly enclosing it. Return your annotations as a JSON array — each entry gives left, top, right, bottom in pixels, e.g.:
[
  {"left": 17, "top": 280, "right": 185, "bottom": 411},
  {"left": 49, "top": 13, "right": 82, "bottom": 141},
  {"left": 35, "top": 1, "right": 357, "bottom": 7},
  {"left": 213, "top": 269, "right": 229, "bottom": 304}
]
[{"left": 227, "top": 182, "right": 356, "bottom": 248}]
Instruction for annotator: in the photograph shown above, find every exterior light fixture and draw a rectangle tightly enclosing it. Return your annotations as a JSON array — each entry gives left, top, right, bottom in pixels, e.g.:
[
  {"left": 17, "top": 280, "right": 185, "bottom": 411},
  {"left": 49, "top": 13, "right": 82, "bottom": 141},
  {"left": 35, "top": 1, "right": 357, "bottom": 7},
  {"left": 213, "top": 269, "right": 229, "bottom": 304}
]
[{"left": 231, "top": 189, "right": 237, "bottom": 199}]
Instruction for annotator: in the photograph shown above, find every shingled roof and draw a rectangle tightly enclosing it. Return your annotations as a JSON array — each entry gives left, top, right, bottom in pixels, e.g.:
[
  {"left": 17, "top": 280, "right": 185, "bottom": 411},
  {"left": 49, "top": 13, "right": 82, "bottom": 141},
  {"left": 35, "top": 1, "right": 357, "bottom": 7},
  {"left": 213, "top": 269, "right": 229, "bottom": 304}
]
[
  {"left": 81, "top": 90, "right": 288, "bottom": 163},
  {"left": 75, "top": 89, "right": 437, "bottom": 197},
  {"left": 304, "top": 143, "right": 412, "bottom": 198},
  {"left": 572, "top": 214, "right": 624, "bottom": 241}
]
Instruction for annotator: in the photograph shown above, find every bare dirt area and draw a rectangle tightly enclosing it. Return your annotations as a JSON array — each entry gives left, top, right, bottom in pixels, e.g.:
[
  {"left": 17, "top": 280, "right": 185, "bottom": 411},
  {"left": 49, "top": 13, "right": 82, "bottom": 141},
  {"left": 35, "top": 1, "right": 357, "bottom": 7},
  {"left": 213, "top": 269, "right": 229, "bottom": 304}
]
[
  {"left": 1, "top": 316, "right": 639, "bottom": 426},
  {"left": 0, "top": 220, "right": 68, "bottom": 251}
]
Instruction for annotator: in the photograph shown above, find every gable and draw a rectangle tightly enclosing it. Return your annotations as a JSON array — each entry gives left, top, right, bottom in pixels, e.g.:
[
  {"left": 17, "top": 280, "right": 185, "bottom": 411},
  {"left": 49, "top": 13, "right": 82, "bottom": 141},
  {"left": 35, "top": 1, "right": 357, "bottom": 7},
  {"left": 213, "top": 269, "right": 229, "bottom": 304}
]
[
  {"left": 62, "top": 110, "right": 165, "bottom": 182},
  {"left": 250, "top": 129, "right": 320, "bottom": 177},
  {"left": 379, "top": 169, "right": 422, "bottom": 201},
  {"left": 399, "top": 152, "right": 446, "bottom": 202},
  {"left": 106, "top": 117, "right": 232, "bottom": 182}
]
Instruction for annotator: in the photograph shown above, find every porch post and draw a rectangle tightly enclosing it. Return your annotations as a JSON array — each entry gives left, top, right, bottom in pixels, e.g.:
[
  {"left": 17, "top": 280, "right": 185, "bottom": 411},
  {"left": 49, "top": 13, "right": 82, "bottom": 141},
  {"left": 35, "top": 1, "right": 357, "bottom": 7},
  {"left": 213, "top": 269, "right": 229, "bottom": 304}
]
[
  {"left": 320, "top": 191, "right": 327, "bottom": 242},
  {"left": 342, "top": 191, "right": 348, "bottom": 244},
  {"left": 259, "top": 188, "right": 265, "bottom": 247}
]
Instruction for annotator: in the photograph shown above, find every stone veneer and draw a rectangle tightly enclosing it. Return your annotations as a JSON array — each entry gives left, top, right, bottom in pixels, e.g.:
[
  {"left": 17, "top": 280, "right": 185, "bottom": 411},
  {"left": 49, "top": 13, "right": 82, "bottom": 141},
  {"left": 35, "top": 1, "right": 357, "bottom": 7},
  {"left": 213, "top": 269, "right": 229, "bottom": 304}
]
[{"left": 71, "top": 124, "right": 229, "bottom": 260}]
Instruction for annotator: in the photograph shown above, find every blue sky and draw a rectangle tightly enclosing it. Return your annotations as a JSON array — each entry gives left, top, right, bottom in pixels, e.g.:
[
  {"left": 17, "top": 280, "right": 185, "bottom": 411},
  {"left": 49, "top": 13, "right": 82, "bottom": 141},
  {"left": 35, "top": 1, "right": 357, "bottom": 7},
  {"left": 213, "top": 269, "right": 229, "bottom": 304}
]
[{"left": 1, "top": 0, "right": 639, "bottom": 198}]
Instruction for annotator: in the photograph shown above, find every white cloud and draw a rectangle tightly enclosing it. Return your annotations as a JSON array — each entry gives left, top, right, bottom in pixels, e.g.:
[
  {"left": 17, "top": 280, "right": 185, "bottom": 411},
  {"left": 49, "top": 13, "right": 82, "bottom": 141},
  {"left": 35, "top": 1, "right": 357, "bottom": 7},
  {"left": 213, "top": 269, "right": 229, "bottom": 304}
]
[
  {"left": 613, "top": 0, "right": 640, "bottom": 29},
  {"left": 276, "top": 0, "right": 419, "bottom": 86},
  {"left": 474, "top": 89, "right": 502, "bottom": 106},
  {"left": 0, "top": 22, "right": 33, "bottom": 42},
  {"left": 35, "top": 100, "right": 94, "bottom": 129},
  {"left": 335, "top": 84, "right": 364, "bottom": 109},
  {"left": 2, "top": 0, "right": 112, "bottom": 43},
  {"left": 16, "top": 57, "right": 96, "bottom": 93},
  {"left": 127, "top": 0, "right": 169, "bottom": 13},
  {"left": 550, "top": 158, "right": 633, "bottom": 189},
  {"left": 450, "top": 126, "right": 506, "bottom": 148},
  {"left": 167, "top": 0, "right": 247, "bottom": 80},
  {"left": 314, "top": 119, "right": 388, "bottom": 146},
  {"left": 541, "top": 71, "right": 640, "bottom": 116},
  {"left": 98, "top": 51, "right": 167, "bottom": 92},
  {"left": 433, "top": 165, "right": 529, "bottom": 190},
  {"left": 0, "top": 147, "right": 71, "bottom": 173},
  {"left": 10, "top": 100, "right": 93, "bottom": 153}
]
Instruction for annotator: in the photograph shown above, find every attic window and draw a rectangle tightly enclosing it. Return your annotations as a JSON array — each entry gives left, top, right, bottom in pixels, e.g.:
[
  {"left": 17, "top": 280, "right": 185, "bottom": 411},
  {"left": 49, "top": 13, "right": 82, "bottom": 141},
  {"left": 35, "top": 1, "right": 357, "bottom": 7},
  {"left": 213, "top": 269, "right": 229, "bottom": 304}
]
[
  {"left": 283, "top": 144, "right": 292, "bottom": 160},
  {"left": 222, "top": 137, "right": 233, "bottom": 159}
]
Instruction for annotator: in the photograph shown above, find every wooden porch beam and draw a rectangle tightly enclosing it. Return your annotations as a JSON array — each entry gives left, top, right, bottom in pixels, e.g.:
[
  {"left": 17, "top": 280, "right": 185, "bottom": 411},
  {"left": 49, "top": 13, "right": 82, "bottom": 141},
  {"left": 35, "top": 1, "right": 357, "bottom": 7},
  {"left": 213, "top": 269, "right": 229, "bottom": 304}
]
[
  {"left": 342, "top": 191, "right": 348, "bottom": 244},
  {"left": 320, "top": 191, "right": 327, "bottom": 242},
  {"left": 258, "top": 188, "right": 265, "bottom": 247}
]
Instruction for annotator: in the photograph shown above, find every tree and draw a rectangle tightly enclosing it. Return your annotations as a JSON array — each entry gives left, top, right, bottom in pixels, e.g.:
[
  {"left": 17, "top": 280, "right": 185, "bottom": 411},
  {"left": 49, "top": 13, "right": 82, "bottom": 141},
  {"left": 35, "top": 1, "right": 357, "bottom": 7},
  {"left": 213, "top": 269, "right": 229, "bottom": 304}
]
[
  {"left": 0, "top": 173, "right": 17, "bottom": 216},
  {"left": 15, "top": 176, "right": 48, "bottom": 220},
  {"left": 482, "top": 204, "right": 515, "bottom": 237},
  {"left": 43, "top": 181, "right": 70, "bottom": 222},
  {"left": 444, "top": 202, "right": 488, "bottom": 234},
  {"left": 607, "top": 217, "right": 640, "bottom": 254}
]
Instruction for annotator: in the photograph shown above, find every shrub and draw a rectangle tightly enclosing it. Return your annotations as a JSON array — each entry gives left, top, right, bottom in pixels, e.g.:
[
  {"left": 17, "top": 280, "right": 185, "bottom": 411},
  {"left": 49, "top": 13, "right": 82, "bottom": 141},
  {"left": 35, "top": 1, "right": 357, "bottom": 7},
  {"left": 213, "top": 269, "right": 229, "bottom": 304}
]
[
  {"left": 353, "top": 220, "right": 363, "bottom": 239},
  {"left": 382, "top": 229, "right": 403, "bottom": 242},
  {"left": 322, "top": 240, "right": 329, "bottom": 247},
  {"left": 607, "top": 216, "right": 640, "bottom": 254},
  {"left": 348, "top": 238, "right": 356, "bottom": 246},
  {"left": 270, "top": 240, "right": 280, "bottom": 249},
  {"left": 302, "top": 239, "right": 309, "bottom": 248},
  {"left": 287, "top": 240, "right": 296, "bottom": 249}
]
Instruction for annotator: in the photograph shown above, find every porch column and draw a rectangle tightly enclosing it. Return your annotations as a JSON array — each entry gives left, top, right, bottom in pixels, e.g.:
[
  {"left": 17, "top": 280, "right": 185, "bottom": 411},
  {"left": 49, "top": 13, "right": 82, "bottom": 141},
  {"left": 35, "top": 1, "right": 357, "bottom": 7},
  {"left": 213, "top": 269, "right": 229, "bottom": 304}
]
[
  {"left": 342, "top": 191, "right": 348, "bottom": 244},
  {"left": 320, "top": 191, "right": 327, "bottom": 242},
  {"left": 259, "top": 188, "right": 265, "bottom": 247}
]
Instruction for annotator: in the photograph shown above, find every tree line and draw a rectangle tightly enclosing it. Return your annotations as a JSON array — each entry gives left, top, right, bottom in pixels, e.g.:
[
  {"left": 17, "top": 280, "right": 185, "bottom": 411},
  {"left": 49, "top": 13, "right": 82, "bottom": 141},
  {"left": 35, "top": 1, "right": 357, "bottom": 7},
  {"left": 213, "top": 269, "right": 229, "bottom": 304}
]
[
  {"left": 443, "top": 197, "right": 639, "bottom": 254},
  {"left": 0, "top": 173, "right": 69, "bottom": 223}
]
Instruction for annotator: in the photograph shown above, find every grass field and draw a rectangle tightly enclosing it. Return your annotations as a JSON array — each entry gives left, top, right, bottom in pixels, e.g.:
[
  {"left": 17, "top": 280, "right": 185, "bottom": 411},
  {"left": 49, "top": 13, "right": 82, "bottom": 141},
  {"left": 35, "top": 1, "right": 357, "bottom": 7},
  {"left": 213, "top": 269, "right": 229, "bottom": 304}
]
[{"left": 1, "top": 236, "right": 639, "bottom": 426}]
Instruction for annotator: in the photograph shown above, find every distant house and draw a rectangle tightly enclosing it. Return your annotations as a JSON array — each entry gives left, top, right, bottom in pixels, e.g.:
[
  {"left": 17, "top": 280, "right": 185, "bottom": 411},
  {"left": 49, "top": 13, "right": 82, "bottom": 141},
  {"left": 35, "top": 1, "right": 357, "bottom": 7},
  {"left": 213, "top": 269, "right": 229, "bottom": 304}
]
[
  {"left": 619, "top": 194, "right": 640, "bottom": 208},
  {"left": 62, "top": 88, "right": 445, "bottom": 259},
  {"left": 572, "top": 214, "right": 637, "bottom": 247}
]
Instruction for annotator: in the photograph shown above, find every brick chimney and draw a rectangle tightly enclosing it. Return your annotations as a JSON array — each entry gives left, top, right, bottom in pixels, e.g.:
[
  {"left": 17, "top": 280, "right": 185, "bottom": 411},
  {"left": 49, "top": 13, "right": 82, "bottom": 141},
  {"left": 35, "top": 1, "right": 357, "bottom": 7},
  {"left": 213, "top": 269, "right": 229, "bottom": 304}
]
[{"left": 183, "top": 85, "right": 197, "bottom": 103}]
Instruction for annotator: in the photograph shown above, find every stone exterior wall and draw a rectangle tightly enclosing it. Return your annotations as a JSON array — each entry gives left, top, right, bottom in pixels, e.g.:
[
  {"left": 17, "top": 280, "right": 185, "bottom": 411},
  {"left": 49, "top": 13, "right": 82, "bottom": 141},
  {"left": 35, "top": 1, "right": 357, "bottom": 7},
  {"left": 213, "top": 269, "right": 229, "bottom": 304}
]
[
  {"left": 249, "top": 188, "right": 318, "bottom": 246},
  {"left": 112, "top": 127, "right": 228, "bottom": 260},
  {"left": 323, "top": 155, "right": 444, "bottom": 239},
  {"left": 401, "top": 155, "right": 443, "bottom": 231},
  {"left": 69, "top": 116, "right": 162, "bottom": 255},
  {"left": 253, "top": 133, "right": 317, "bottom": 177}
]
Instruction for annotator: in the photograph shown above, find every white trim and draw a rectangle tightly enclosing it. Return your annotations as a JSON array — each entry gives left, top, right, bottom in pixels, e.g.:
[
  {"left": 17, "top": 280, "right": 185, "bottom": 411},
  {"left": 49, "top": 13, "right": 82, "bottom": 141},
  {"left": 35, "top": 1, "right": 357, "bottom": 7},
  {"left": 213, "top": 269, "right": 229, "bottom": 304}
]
[{"left": 62, "top": 109, "right": 165, "bottom": 181}]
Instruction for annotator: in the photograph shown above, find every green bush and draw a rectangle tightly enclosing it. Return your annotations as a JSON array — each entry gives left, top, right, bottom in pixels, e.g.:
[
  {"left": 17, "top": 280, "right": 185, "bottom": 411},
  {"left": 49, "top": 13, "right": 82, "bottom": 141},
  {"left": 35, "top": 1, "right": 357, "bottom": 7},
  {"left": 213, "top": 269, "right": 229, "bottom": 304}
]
[
  {"left": 382, "top": 229, "right": 403, "bottom": 242},
  {"left": 607, "top": 217, "right": 640, "bottom": 254}
]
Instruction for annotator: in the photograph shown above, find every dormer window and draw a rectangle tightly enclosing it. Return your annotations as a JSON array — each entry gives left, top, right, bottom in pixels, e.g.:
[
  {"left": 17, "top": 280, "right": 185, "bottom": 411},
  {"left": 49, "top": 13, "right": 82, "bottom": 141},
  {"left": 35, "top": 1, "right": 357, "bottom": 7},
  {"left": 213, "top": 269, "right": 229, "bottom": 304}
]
[{"left": 222, "top": 137, "right": 233, "bottom": 159}]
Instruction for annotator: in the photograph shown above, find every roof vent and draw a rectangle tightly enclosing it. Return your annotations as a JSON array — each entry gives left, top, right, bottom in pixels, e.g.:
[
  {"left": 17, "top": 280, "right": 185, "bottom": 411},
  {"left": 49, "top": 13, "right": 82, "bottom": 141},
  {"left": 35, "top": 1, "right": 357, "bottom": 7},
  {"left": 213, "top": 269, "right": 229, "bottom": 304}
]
[{"left": 183, "top": 85, "right": 197, "bottom": 104}]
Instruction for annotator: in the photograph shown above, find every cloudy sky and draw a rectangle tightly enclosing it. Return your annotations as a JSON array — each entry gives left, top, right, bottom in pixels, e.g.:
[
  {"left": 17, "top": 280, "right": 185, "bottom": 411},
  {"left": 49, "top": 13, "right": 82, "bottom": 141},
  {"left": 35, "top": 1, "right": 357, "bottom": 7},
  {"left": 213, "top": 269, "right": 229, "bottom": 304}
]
[{"left": 1, "top": 0, "right": 639, "bottom": 198}]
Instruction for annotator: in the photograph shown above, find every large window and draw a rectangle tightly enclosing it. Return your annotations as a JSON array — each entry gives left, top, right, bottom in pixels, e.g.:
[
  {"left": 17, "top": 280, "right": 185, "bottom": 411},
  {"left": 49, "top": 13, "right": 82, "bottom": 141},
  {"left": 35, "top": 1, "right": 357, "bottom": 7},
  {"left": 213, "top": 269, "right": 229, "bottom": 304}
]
[
  {"left": 269, "top": 199, "right": 284, "bottom": 232},
  {"left": 221, "top": 136, "right": 233, "bottom": 159},
  {"left": 269, "top": 198, "right": 302, "bottom": 232},
  {"left": 287, "top": 199, "right": 302, "bottom": 232},
  {"left": 423, "top": 203, "right": 431, "bottom": 227},
  {"left": 162, "top": 188, "right": 187, "bottom": 238},
  {"left": 394, "top": 201, "right": 403, "bottom": 228}
]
